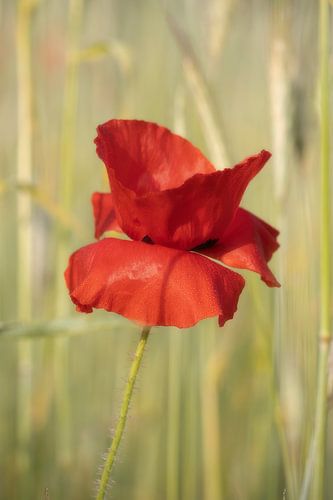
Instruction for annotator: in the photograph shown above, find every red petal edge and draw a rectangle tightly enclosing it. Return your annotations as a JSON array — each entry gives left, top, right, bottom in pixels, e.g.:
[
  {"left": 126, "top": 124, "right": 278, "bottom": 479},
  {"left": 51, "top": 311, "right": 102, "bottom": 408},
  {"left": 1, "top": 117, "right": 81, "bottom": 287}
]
[
  {"left": 65, "top": 238, "right": 245, "bottom": 328},
  {"left": 95, "top": 144, "right": 272, "bottom": 250},
  {"left": 95, "top": 119, "right": 215, "bottom": 195},
  {"left": 91, "top": 192, "right": 122, "bottom": 239},
  {"left": 198, "top": 208, "right": 280, "bottom": 287}
]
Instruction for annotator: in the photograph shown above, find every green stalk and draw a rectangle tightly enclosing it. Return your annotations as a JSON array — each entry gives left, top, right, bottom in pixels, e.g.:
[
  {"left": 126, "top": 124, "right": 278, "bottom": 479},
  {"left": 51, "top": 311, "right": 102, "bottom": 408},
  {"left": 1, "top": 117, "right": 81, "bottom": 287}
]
[
  {"left": 166, "top": 333, "right": 182, "bottom": 500},
  {"left": 167, "top": 13, "right": 229, "bottom": 167},
  {"left": 269, "top": 3, "right": 299, "bottom": 496},
  {"left": 96, "top": 326, "right": 151, "bottom": 500},
  {"left": 16, "top": 0, "right": 37, "bottom": 486},
  {"left": 301, "top": 1, "right": 331, "bottom": 498},
  {"left": 312, "top": 0, "right": 331, "bottom": 496},
  {"left": 54, "top": 0, "right": 83, "bottom": 469},
  {"left": 202, "top": 351, "right": 223, "bottom": 500},
  {"left": 56, "top": 0, "right": 83, "bottom": 313}
]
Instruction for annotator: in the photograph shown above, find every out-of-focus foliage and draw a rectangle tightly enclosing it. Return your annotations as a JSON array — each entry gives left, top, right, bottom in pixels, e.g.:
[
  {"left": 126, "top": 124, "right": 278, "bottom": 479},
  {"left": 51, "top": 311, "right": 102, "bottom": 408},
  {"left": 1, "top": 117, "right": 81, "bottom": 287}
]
[{"left": 0, "top": 0, "right": 331, "bottom": 499}]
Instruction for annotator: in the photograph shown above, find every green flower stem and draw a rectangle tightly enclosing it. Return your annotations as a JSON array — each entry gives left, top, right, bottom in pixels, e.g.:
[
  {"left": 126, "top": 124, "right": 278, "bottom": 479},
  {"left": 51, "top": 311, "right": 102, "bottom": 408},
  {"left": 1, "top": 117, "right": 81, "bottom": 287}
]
[
  {"left": 301, "top": 1, "right": 331, "bottom": 498},
  {"left": 96, "top": 326, "right": 151, "bottom": 500}
]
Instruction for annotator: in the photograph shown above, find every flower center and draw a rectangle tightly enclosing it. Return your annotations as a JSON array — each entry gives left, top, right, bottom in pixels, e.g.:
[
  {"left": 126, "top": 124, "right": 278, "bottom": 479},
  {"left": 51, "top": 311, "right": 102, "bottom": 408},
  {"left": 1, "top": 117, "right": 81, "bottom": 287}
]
[
  {"left": 142, "top": 235, "right": 218, "bottom": 252},
  {"left": 142, "top": 235, "right": 154, "bottom": 245},
  {"left": 191, "top": 239, "right": 218, "bottom": 251}
]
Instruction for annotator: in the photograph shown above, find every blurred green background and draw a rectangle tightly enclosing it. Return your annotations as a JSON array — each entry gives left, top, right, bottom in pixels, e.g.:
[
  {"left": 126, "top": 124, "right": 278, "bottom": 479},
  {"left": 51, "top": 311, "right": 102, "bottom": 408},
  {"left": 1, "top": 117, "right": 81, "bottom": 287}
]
[{"left": 0, "top": 0, "right": 332, "bottom": 499}]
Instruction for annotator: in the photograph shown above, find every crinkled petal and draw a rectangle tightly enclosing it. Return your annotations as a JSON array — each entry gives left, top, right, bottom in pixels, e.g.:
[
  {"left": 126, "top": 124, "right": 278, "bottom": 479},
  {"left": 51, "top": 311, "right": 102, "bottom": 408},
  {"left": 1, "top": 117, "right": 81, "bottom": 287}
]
[
  {"left": 100, "top": 149, "right": 271, "bottom": 250},
  {"left": 198, "top": 208, "right": 280, "bottom": 287},
  {"left": 65, "top": 238, "right": 245, "bottom": 328},
  {"left": 95, "top": 119, "right": 215, "bottom": 195},
  {"left": 91, "top": 192, "right": 122, "bottom": 239},
  {"left": 95, "top": 119, "right": 271, "bottom": 249}
]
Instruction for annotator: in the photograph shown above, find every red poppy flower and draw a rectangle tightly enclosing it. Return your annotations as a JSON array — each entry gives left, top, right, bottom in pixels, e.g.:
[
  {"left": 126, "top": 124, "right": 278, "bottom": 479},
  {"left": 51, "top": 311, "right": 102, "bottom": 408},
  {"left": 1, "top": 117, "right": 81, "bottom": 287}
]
[{"left": 65, "top": 120, "right": 280, "bottom": 328}]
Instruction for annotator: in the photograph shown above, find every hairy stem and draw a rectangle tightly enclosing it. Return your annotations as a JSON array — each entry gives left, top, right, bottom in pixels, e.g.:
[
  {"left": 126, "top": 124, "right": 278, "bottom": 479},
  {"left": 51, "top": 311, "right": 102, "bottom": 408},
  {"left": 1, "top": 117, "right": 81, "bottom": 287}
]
[{"left": 96, "top": 326, "right": 151, "bottom": 500}]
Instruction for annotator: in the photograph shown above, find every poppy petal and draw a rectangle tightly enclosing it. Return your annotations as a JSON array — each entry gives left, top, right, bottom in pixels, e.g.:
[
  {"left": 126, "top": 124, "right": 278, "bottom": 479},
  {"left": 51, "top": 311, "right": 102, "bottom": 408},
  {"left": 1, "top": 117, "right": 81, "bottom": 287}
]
[
  {"left": 95, "top": 119, "right": 215, "bottom": 195},
  {"left": 99, "top": 149, "right": 271, "bottom": 250},
  {"left": 91, "top": 192, "right": 122, "bottom": 239},
  {"left": 198, "top": 208, "right": 280, "bottom": 287},
  {"left": 65, "top": 238, "right": 245, "bottom": 328}
]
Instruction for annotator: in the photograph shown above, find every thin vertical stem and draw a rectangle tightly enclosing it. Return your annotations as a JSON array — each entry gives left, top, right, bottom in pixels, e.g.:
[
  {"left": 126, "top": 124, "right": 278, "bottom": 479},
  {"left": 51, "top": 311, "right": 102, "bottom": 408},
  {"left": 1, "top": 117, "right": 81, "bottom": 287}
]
[
  {"left": 269, "top": 3, "right": 299, "bottom": 496},
  {"left": 202, "top": 353, "right": 223, "bottom": 500},
  {"left": 182, "top": 338, "right": 199, "bottom": 500},
  {"left": 96, "top": 327, "right": 151, "bottom": 500},
  {"left": 56, "top": 0, "right": 83, "bottom": 313},
  {"left": 301, "top": 1, "right": 331, "bottom": 498},
  {"left": 16, "top": 0, "right": 37, "bottom": 485},
  {"left": 312, "top": 0, "right": 331, "bottom": 497},
  {"left": 54, "top": 0, "right": 83, "bottom": 469},
  {"left": 167, "top": 14, "right": 230, "bottom": 167},
  {"left": 319, "top": 0, "right": 331, "bottom": 349},
  {"left": 166, "top": 333, "right": 182, "bottom": 500}
]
